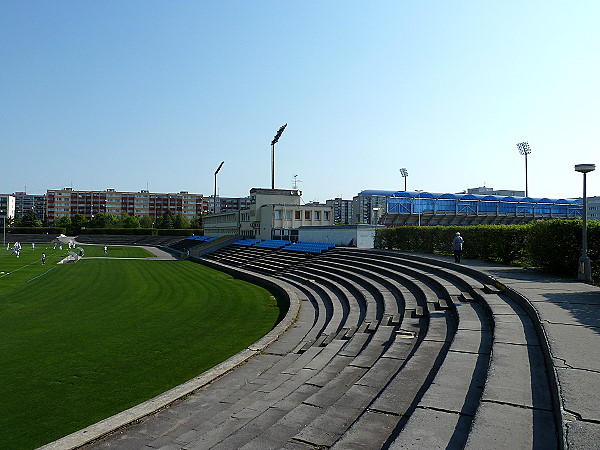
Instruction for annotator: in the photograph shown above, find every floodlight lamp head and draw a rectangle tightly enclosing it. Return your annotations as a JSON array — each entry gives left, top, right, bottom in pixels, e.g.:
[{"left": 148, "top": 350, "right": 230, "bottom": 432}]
[
  {"left": 575, "top": 163, "right": 596, "bottom": 174},
  {"left": 517, "top": 142, "right": 531, "bottom": 155},
  {"left": 271, "top": 123, "right": 288, "bottom": 145},
  {"left": 214, "top": 161, "right": 225, "bottom": 175},
  {"left": 400, "top": 168, "right": 408, "bottom": 177}
]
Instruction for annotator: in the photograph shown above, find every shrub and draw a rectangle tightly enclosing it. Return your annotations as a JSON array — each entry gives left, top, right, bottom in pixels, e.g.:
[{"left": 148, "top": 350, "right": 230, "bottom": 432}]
[{"left": 375, "top": 220, "right": 599, "bottom": 283}]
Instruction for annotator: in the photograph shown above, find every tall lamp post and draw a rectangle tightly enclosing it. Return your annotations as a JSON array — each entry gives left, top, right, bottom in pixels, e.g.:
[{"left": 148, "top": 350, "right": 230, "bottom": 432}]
[
  {"left": 271, "top": 123, "right": 287, "bottom": 189},
  {"left": 1, "top": 209, "right": 5, "bottom": 247},
  {"left": 575, "top": 163, "right": 596, "bottom": 283},
  {"left": 517, "top": 142, "right": 532, "bottom": 197},
  {"left": 214, "top": 161, "right": 225, "bottom": 214},
  {"left": 400, "top": 168, "right": 408, "bottom": 191},
  {"left": 415, "top": 189, "right": 423, "bottom": 226}
]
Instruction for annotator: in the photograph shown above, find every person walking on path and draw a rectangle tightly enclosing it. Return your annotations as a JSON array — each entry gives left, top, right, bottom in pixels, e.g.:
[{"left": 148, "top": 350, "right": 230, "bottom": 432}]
[{"left": 453, "top": 232, "right": 464, "bottom": 263}]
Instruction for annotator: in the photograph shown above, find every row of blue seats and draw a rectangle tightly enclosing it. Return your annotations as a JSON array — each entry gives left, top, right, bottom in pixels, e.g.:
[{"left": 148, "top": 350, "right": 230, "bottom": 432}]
[
  {"left": 255, "top": 240, "right": 290, "bottom": 249},
  {"left": 232, "top": 239, "right": 336, "bottom": 254},
  {"left": 282, "top": 242, "right": 335, "bottom": 254},
  {"left": 188, "top": 235, "right": 217, "bottom": 242},
  {"left": 233, "top": 239, "right": 262, "bottom": 246}
]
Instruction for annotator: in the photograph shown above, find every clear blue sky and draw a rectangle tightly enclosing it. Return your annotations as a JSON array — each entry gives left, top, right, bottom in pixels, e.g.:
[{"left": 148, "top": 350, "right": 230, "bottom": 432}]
[{"left": 2, "top": 1, "right": 599, "bottom": 202}]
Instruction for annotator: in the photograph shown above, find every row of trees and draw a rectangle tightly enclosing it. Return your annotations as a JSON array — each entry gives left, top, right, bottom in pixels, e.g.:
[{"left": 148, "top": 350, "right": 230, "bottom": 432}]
[{"left": 8, "top": 210, "right": 203, "bottom": 236}]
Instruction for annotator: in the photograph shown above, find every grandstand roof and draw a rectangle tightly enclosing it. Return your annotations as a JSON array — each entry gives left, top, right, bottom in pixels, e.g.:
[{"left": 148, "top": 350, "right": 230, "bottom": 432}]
[{"left": 381, "top": 191, "right": 582, "bottom": 204}]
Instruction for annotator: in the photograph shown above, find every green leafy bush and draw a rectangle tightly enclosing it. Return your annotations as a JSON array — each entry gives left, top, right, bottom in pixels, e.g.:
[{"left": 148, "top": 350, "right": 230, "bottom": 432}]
[{"left": 375, "top": 220, "right": 599, "bottom": 283}]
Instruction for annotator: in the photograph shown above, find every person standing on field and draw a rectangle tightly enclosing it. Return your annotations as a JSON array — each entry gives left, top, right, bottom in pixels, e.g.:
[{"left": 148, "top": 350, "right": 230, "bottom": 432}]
[
  {"left": 41, "top": 253, "right": 46, "bottom": 265},
  {"left": 453, "top": 232, "right": 464, "bottom": 263}
]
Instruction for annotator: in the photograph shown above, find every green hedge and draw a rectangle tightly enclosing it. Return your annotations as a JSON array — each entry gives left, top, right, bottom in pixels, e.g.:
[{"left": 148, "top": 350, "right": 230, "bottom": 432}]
[
  {"left": 79, "top": 228, "right": 204, "bottom": 237},
  {"left": 375, "top": 220, "right": 600, "bottom": 283},
  {"left": 7, "top": 227, "right": 66, "bottom": 234}
]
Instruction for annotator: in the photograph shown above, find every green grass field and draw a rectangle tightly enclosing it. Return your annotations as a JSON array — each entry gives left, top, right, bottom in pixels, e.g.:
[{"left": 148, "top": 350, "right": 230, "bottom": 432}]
[{"left": 0, "top": 243, "right": 283, "bottom": 449}]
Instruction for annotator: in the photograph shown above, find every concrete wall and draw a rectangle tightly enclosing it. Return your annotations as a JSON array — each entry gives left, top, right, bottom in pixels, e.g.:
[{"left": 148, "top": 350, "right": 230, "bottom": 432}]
[{"left": 298, "top": 225, "right": 379, "bottom": 248}]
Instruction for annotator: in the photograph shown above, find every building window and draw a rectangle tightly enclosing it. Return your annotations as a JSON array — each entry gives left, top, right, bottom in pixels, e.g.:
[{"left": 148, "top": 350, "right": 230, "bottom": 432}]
[
  {"left": 295, "top": 210, "right": 301, "bottom": 220},
  {"left": 314, "top": 211, "right": 320, "bottom": 220},
  {"left": 274, "top": 210, "right": 282, "bottom": 220},
  {"left": 305, "top": 211, "right": 311, "bottom": 220},
  {"left": 324, "top": 211, "right": 330, "bottom": 221}
]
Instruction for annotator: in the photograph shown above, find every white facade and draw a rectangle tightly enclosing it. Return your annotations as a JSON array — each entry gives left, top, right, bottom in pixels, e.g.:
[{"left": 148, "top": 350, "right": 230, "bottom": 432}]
[
  {"left": 204, "top": 188, "right": 334, "bottom": 240},
  {"left": 0, "top": 194, "right": 16, "bottom": 224}
]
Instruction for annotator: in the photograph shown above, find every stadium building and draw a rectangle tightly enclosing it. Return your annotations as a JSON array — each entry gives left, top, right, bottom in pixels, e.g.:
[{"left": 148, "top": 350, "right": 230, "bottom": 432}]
[
  {"left": 356, "top": 189, "right": 584, "bottom": 227},
  {"left": 204, "top": 188, "right": 334, "bottom": 240},
  {"left": 45, "top": 188, "right": 207, "bottom": 225}
]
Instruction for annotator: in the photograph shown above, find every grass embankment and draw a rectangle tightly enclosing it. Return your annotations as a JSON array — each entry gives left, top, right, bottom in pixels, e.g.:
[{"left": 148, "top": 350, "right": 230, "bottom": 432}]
[{"left": 0, "top": 244, "right": 282, "bottom": 449}]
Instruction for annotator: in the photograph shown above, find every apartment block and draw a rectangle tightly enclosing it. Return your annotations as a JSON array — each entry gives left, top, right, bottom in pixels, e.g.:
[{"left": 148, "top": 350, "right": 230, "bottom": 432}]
[{"left": 46, "top": 188, "right": 207, "bottom": 225}]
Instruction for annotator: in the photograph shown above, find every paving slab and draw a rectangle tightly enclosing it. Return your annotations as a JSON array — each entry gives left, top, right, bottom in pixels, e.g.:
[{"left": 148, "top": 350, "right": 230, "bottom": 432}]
[
  {"left": 565, "top": 420, "right": 600, "bottom": 449},
  {"left": 418, "top": 350, "right": 486, "bottom": 415},
  {"left": 332, "top": 409, "right": 400, "bottom": 449},
  {"left": 465, "top": 401, "right": 558, "bottom": 449},
  {"left": 389, "top": 407, "right": 472, "bottom": 449}
]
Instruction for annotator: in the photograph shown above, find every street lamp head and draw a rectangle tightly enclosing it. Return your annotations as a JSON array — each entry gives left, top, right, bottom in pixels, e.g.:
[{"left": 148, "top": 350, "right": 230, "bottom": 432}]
[
  {"left": 575, "top": 163, "right": 596, "bottom": 174},
  {"left": 399, "top": 168, "right": 408, "bottom": 177},
  {"left": 517, "top": 142, "right": 531, "bottom": 155},
  {"left": 214, "top": 161, "right": 225, "bottom": 175}
]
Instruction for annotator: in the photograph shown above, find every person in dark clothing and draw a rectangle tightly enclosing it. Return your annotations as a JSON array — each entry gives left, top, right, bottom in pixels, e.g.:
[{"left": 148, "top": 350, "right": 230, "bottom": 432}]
[{"left": 453, "top": 232, "right": 464, "bottom": 263}]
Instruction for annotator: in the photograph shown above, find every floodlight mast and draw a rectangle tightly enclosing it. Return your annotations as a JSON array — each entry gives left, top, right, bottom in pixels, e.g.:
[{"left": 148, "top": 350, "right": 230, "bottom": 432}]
[
  {"left": 400, "top": 168, "right": 408, "bottom": 191},
  {"left": 214, "top": 161, "right": 224, "bottom": 214},
  {"left": 517, "top": 142, "right": 532, "bottom": 197},
  {"left": 271, "top": 123, "right": 287, "bottom": 189}
]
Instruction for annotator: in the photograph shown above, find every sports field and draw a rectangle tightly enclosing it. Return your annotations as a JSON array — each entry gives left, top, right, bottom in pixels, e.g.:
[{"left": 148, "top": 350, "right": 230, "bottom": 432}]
[{"left": 0, "top": 242, "right": 283, "bottom": 449}]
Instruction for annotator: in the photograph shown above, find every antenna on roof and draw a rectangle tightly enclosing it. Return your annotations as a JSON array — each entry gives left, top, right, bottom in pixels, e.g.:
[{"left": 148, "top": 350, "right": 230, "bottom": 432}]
[{"left": 292, "top": 174, "right": 303, "bottom": 189}]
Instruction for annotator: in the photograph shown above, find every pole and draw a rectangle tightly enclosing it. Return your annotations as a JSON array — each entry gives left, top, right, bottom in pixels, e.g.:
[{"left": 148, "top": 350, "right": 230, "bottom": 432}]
[
  {"left": 525, "top": 152, "right": 529, "bottom": 197},
  {"left": 578, "top": 172, "right": 591, "bottom": 282},
  {"left": 214, "top": 172, "right": 218, "bottom": 214},
  {"left": 271, "top": 142, "right": 275, "bottom": 189},
  {"left": 404, "top": 177, "right": 407, "bottom": 192}
]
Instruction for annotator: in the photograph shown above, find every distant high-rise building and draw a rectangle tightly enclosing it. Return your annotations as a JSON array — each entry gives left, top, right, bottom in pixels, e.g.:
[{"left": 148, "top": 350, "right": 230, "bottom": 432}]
[
  {"left": 12, "top": 192, "right": 47, "bottom": 222},
  {"left": 326, "top": 198, "right": 353, "bottom": 225}
]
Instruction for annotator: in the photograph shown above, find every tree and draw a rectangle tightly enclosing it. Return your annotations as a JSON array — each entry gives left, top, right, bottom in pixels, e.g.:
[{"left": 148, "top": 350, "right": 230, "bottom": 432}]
[
  {"left": 139, "top": 215, "right": 153, "bottom": 228},
  {"left": 122, "top": 214, "right": 141, "bottom": 228},
  {"left": 89, "top": 213, "right": 119, "bottom": 228},
  {"left": 190, "top": 215, "right": 203, "bottom": 229},
  {"left": 71, "top": 214, "right": 88, "bottom": 235},
  {"left": 20, "top": 210, "right": 43, "bottom": 227},
  {"left": 173, "top": 213, "right": 190, "bottom": 229},
  {"left": 157, "top": 210, "right": 174, "bottom": 229},
  {"left": 56, "top": 216, "right": 72, "bottom": 231}
]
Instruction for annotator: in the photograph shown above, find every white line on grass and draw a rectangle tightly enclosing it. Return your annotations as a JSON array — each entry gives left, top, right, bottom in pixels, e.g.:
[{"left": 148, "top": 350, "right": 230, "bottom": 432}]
[
  {"left": 28, "top": 266, "right": 57, "bottom": 282},
  {"left": 0, "top": 260, "right": 39, "bottom": 278}
]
